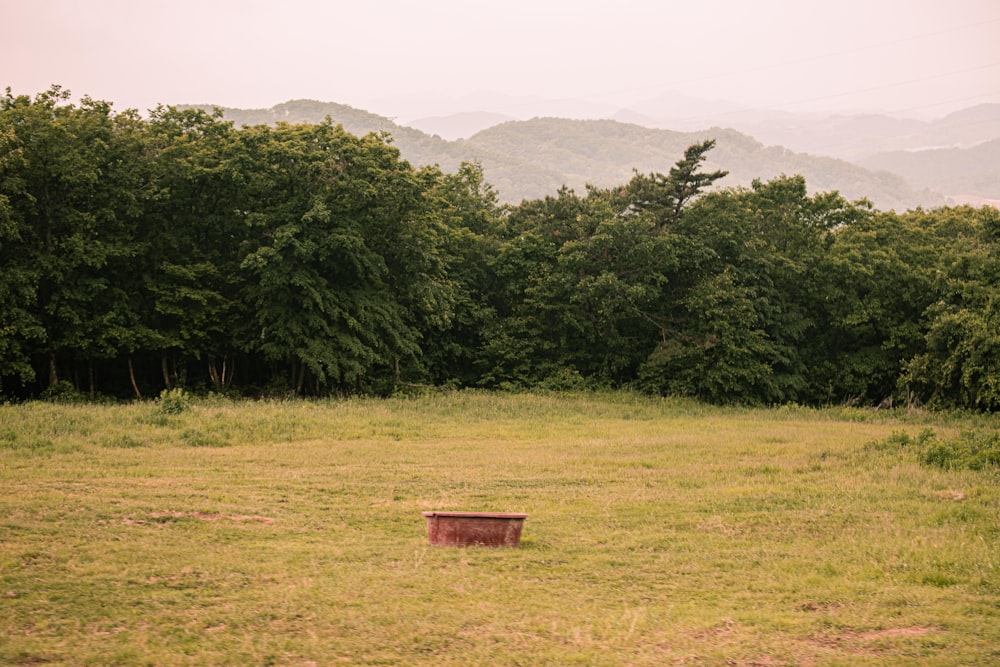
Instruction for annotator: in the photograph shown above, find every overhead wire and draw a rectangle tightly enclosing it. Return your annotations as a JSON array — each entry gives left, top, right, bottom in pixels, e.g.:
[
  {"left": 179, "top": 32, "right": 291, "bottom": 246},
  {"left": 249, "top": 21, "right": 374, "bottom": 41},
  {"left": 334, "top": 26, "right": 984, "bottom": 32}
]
[{"left": 582, "top": 15, "right": 1000, "bottom": 105}]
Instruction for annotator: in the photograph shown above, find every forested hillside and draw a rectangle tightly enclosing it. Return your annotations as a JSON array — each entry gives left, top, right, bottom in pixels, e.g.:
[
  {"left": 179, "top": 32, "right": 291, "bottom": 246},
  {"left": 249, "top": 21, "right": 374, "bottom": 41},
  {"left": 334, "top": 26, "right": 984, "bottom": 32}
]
[
  {"left": 860, "top": 138, "right": 1000, "bottom": 205},
  {"left": 719, "top": 103, "right": 1000, "bottom": 161},
  {"left": 2, "top": 87, "right": 999, "bottom": 409},
  {"left": 461, "top": 118, "right": 942, "bottom": 210},
  {"left": 197, "top": 100, "right": 942, "bottom": 211}
]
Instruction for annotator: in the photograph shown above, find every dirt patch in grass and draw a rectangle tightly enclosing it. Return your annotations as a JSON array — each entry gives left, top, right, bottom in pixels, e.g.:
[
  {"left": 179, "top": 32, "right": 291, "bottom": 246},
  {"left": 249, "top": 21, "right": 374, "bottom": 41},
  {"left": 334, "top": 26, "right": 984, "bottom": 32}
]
[
  {"left": 927, "top": 489, "right": 966, "bottom": 502},
  {"left": 857, "top": 626, "right": 938, "bottom": 640},
  {"left": 692, "top": 617, "right": 739, "bottom": 639},
  {"left": 796, "top": 601, "right": 844, "bottom": 613},
  {"left": 122, "top": 511, "right": 276, "bottom": 525},
  {"left": 806, "top": 625, "right": 938, "bottom": 652}
]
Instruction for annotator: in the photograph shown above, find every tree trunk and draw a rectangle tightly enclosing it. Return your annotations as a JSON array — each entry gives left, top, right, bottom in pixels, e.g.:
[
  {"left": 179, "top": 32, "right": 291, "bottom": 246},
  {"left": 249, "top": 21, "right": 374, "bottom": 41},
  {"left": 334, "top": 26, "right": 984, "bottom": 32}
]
[
  {"left": 127, "top": 355, "right": 142, "bottom": 400},
  {"left": 296, "top": 363, "right": 307, "bottom": 396},
  {"left": 161, "top": 353, "right": 172, "bottom": 390},
  {"left": 48, "top": 353, "right": 59, "bottom": 387},
  {"left": 88, "top": 360, "right": 95, "bottom": 400}
]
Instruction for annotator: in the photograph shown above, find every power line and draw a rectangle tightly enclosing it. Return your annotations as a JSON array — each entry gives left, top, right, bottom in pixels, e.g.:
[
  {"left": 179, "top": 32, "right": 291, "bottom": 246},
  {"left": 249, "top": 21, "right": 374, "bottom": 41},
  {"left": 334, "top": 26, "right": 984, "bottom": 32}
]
[
  {"left": 653, "top": 61, "right": 1000, "bottom": 128},
  {"left": 758, "top": 62, "right": 1000, "bottom": 112},
  {"left": 888, "top": 91, "right": 1000, "bottom": 116},
  {"left": 776, "top": 94, "right": 1000, "bottom": 159},
  {"left": 671, "top": 16, "right": 1000, "bottom": 91},
  {"left": 584, "top": 15, "right": 1000, "bottom": 103}
]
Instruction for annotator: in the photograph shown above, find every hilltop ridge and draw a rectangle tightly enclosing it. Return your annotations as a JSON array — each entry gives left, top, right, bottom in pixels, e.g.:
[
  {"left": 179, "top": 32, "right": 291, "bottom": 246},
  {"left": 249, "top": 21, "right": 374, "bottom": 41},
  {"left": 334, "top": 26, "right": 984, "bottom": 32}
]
[{"left": 187, "top": 99, "right": 973, "bottom": 210}]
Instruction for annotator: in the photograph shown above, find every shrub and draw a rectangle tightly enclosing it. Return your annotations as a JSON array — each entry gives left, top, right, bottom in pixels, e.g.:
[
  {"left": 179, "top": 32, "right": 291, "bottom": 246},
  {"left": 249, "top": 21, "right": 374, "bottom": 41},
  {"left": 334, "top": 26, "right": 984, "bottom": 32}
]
[
  {"left": 868, "top": 428, "right": 1000, "bottom": 471},
  {"left": 156, "top": 388, "right": 191, "bottom": 415},
  {"left": 537, "top": 367, "right": 591, "bottom": 392},
  {"left": 865, "top": 428, "right": 935, "bottom": 452},
  {"left": 39, "top": 380, "right": 87, "bottom": 404},
  {"left": 921, "top": 429, "right": 1000, "bottom": 471}
]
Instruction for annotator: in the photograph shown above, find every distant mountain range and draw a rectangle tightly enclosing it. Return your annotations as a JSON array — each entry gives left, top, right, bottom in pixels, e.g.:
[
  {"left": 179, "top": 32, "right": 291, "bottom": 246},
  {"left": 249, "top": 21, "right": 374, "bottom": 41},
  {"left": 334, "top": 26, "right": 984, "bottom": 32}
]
[
  {"left": 735, "top": 105, "right": 1000, "bottom": 162},
  {"left": 187, "top": 97, "right": 1000, "bottom": 211},
  {"left": 392, "top": 90, "right": 1000, "bottom": 155},
  {"left": 860, "top": 138, "right": 1000, "bottom": 207},
  {"left": 460, "top": 118, "right": 942, "bottom": 211}
]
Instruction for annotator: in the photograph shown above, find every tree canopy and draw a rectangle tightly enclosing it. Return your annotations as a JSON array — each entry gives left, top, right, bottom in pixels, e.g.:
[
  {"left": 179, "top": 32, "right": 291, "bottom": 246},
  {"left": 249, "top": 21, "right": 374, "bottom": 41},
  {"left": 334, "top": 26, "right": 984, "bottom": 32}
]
[{"left": 2, "top": 87, "right": 998, "bottom": 410}]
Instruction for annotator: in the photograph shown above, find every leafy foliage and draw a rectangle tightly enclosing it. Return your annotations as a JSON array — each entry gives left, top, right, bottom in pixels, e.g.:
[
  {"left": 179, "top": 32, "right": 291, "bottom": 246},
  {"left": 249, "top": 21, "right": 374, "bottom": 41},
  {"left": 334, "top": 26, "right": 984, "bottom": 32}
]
[
  {"left": 868, "top": 428, "right": 1000, "bottom": 472},
  {"left": 156, "top": 387, "right": 191, "bottom": 415},
  {"left": 921, "top": 429, "right": 1000, "bottom": 471},
  {"left": 1, "top": 87, "right": 999, "bottom": 410},
  {"left": 900, "top": 206, "right": 1000, "bottom": 410},
  {"left": 234, "top": 122, "right": 432, "bottom": 393}
]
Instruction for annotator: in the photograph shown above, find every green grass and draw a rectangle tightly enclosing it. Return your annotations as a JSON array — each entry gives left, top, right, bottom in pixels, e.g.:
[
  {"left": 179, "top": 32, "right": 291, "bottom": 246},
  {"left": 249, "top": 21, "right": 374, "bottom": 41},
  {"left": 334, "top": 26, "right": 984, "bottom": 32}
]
[{"left": 1, "top": 392, "right": 998, "bottom": 666}]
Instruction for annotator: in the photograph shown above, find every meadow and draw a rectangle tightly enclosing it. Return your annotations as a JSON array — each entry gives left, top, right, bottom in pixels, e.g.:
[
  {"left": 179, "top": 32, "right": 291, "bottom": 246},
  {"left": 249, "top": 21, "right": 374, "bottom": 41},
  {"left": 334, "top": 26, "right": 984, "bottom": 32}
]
[{"left": 1, "top": 392, "right": 998, "bottom": 666}]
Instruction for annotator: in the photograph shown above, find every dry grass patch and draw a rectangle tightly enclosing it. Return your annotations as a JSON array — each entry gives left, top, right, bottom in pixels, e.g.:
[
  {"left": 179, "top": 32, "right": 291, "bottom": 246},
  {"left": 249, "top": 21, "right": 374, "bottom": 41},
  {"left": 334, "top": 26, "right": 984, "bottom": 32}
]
[{"left": 1, "top": 392, "right": 998, "bottom": 666}]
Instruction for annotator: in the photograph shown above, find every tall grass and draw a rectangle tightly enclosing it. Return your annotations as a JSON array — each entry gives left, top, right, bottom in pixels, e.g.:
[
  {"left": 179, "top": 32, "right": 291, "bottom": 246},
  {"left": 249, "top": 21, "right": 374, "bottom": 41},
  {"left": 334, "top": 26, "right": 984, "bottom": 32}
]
[{"left": 1, "top": 392, "right": 997, "bottom": 665}]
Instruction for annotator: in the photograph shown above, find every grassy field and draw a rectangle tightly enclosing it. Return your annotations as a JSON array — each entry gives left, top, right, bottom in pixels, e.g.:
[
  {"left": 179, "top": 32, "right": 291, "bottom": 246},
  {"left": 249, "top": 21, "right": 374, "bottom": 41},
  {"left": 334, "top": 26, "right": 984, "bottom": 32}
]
[{"left": 1, "top": 391, "right": 998, "bottom": 666}]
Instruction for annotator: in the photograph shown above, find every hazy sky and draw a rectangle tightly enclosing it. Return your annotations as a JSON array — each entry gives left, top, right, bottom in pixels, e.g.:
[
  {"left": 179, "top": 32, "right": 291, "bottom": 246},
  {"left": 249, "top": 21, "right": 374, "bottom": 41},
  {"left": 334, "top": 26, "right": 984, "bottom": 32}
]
[{"left": 3, "top": 0, "right": 999, "bottom": 121}]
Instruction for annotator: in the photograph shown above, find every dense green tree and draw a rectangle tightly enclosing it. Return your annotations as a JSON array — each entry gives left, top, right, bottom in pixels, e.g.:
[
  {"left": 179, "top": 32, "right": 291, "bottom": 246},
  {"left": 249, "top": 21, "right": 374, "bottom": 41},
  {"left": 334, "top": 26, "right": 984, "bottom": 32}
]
[
  {"left": 811, "top": 208, "right": 939, "bottom": 405},
  {"left": 475, "top": 188, "right": 577, "bottom": 388},
  {"left": 901, "top": 206, "right": 1000, "bottom": 409},
  {"left": 543, "top": 188, "right": 675, "bottom": 384},
  {"left": 141, "top": 106, "right": 244, "bottom": 391},
  {"left": 413, "top": 161, "right": 503, "bottom": 387},
  {"left": 480, "top": 142, "right": 728, "bottom": 390},
  {"left": 3, "top": 86, "right": 999, "bottom": 410},
  {"left": 235, "top": 121, "right": 440, "bottom": 394},
  {"left": 0, "top": 87, "right": 149, "bottom": 395},
  {"left": 625, "top": 139, "right": 729, "bottom": 224},
  {"left": 638, "top": 175, "right": 873, "bottom": 404},
  {"left": 0, "top": 114, "right": 45, "bottom": 389}
]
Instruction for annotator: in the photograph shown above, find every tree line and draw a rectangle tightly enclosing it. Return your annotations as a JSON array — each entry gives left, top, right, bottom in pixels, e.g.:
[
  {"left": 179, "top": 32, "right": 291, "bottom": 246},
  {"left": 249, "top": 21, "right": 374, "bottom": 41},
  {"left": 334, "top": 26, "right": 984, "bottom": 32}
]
[{"left": 2, "top": 87, "right": 999, "bottom": 409}]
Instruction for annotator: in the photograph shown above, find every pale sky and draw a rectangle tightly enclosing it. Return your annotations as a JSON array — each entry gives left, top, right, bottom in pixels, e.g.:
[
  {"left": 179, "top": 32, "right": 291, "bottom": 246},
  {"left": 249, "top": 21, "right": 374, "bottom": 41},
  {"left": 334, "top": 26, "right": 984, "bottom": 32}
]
[{"left": 3, "top": 0, "right": 999, "bottom": 121}]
